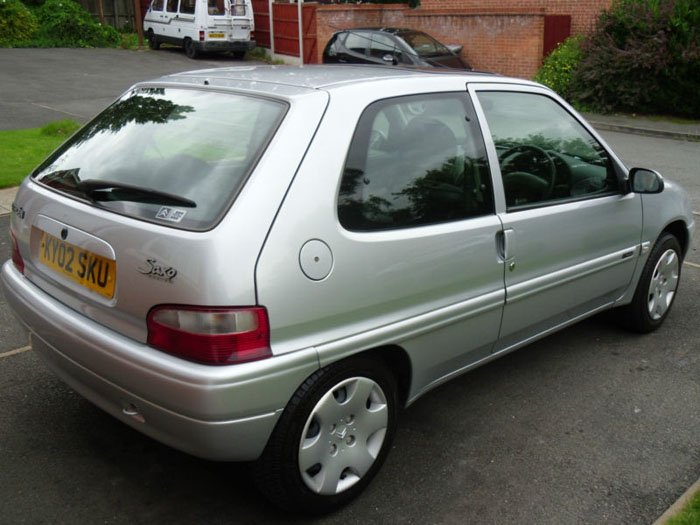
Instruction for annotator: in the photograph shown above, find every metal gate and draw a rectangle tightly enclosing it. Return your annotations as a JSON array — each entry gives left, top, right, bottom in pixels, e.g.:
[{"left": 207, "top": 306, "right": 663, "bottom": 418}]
[{"left": 543, "top": 15, "right": 571, "bottom": 58}]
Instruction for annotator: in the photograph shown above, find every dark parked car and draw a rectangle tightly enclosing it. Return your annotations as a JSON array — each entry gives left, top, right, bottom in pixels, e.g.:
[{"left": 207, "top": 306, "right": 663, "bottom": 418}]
[{"left": 322, "top": 27, "right": 471, "bottom": 70}]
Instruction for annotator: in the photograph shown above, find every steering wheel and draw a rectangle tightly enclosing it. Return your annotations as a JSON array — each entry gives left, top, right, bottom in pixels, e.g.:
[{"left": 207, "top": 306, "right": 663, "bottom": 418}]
[{"left": 498, "top": 144, "right": 557, "bottom": 202}]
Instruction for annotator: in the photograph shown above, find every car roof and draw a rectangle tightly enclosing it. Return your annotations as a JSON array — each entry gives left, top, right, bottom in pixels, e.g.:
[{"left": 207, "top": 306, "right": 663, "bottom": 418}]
[
  {"left": 350, "top": 27, "right": 422, "bottom": 35},
  {"left": 150, "top": 64, "right": 498, "bottom": 92}
]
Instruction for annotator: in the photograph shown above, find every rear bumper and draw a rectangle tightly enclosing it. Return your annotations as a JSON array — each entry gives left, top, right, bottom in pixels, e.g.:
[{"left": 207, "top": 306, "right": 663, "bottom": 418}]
[
  {"left": 1, "top": 260, "right": 318, "bottom": 461},
  {"left": 200, "top": 39, "right": 256, "bottom": 52}
]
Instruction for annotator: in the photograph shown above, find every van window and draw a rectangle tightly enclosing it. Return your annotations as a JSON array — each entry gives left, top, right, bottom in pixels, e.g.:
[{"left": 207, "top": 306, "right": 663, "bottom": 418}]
[
  {"left": 166, "top": 0, "right": 177, "bottom": 12},
  {"left": 231, "top": 0, "right": 246, "bottom": 15},
  {"left": 338, "top": 93, "right": 494, "bottom": 231},
  {"left": 151, "top": 0, "right": 164, "bottom": 11},
  {"left": 32, "top": 88, "right": 288, "bottom": 231},
  {"left": 208, "top": 0, "right": 224, "bottom": 15},
  {"left": 179, "top": 0, "right": 195, "bottom": 14}
]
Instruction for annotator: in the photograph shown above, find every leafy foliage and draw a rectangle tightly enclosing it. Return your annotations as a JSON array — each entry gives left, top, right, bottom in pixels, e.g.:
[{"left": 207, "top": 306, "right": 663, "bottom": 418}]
[
  {"left": 33, "top": 0, "right": 120, "bottom": 48},
  {"left": 0, "top": 0, "right": 38, "bottom": 46},
  {"left": 569, "top": 0, "right": 700, "bottom": 117},
  {"left": 534, "top": 36, "right": 583, "bottom": 100}
]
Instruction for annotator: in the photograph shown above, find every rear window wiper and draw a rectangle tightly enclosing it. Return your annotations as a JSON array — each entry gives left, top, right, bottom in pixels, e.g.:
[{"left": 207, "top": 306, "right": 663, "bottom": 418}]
[{"left": 79, "top": 180, "right": 197, "bottom": 208}]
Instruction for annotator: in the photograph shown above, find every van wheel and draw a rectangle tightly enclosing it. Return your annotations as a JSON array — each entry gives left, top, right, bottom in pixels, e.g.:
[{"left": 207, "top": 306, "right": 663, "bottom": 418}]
[
  {"left": 618, "top": 232, "right": 681, "bottom": 333},
  {"left": 253, "top": 356, "right": 398, "bottom": 514},
  {"left": 147, "top": 29, "right": 160, "bottom": 50},
  {"left": 184, "top": 38, "right": 198, "bottom": 59}
]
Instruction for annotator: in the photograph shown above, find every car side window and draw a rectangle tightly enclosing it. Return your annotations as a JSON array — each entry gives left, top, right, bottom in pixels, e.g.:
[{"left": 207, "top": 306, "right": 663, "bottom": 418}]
[
  {"left": 477, "top": 91, "right": 620, "bottom": 209},
  {"left": 343, "top": 32, "right": 369, "bottom": 56},
  {"left": 369, "top": 34, "right": 405, "bottom": 64},
  {"left": 151, "top": 0, "right": 164, "bottom": 11},
  {"left": 338, "top": 93, "right": 494, "bottom": 231},
  {"left": 166, "top": 0, "right": 178, "bottom": 12},
  {"left": 179, "top": 0, "right": 194, "bottom": 14}
]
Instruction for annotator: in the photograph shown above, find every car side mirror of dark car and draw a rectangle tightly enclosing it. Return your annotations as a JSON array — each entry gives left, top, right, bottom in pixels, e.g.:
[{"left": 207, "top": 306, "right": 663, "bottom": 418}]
[
  {"left": 382, "top": 53, "right": 397, "bottom": 65},
  {"left": 629, "top": 167, "right": 664, "bottom": 194},
  {"left": 446, "top": 44, "right": 463, "bottom": 55}
]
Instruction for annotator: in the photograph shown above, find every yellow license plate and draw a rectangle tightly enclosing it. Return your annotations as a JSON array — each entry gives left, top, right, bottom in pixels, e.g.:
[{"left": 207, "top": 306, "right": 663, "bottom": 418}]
[
  {"left": 208, "top": 32, "right": 225, "bottom": 38},
  {"left": 39, "top": 231, "right": 116, "bottom": 299}
]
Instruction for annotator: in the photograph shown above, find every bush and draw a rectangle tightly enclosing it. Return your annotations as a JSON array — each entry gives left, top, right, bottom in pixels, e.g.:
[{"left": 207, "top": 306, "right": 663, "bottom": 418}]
[
  {"left": 0, "top": 0, "right": 38, "bottom": 46},
  {"left": 34, "top": 0, "right": 120, "bottom": 48},
  {"left": 569, "top": 0, "right": 700, "bottom": 117},
  {"left": 534, "top": 36, "right": 583, "bottom": 100}
]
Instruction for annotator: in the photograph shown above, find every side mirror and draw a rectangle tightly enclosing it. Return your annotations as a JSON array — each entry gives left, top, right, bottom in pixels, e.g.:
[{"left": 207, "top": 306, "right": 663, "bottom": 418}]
[
  {"left": 446, "top": 44, "right": 463, "bottom": 55},
  {"left": 382, "top": 53, "right": 396, "bottom": 64},
  {"left": 629, "top": 167, "right": 664, "bottom": 194}
]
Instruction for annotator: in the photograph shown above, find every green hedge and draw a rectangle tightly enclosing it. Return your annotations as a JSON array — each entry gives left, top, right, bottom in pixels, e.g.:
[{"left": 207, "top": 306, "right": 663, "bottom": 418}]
[
  {"left": 0, "top": 0, "right": 38, "bottom": 46},
  {"left": 534, "top": 36, "right": 583, "bottom": 100},
  {"left": 34, "top": 0, "right": 120, "bottom": 47},
  {"left": 569, "top": 0, "right": 700, "bottom": 117}
]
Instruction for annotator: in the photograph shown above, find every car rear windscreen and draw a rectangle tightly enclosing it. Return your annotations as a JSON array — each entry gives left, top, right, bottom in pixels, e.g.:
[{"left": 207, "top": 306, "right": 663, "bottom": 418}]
[{"left": 32, "top": 87, "right": 287, "bottom": 230}]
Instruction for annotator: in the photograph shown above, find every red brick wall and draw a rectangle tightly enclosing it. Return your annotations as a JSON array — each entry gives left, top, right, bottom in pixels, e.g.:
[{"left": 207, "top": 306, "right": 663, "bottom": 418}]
[
  {"left": 405, "top": 10, "right": 544, "bottom": 79},
  {"left": 316, "top": 5, "right": 544, "bottom": 79},
  {"left": 419, "top": 0, "right": 611, "bottom": 34}
]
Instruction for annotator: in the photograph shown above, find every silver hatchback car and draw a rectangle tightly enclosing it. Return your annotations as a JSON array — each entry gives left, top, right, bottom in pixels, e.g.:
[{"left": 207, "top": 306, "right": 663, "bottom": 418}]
[{"left": 2, "top": 66, "right": 694, "bottom": 513}]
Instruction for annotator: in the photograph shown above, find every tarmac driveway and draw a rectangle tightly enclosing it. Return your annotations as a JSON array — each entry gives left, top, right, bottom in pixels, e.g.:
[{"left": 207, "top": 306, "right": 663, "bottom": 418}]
[{"left": 0, "top": 47, "right": 264, "bottom": 130}]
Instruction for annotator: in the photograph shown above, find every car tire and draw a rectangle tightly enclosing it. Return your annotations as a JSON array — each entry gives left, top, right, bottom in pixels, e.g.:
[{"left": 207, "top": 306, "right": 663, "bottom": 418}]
[
  {"left": 147, "top": 29, "right": 160, "bottom": 50},
  {"left": 183, "top": 38, "right": 198, "bottom": 59},
  {"left": 253, "top": 356, "right": 398, "bottom": 514},
  {"left": 619, "top": 232, "right": 681, "bottom": 333}
]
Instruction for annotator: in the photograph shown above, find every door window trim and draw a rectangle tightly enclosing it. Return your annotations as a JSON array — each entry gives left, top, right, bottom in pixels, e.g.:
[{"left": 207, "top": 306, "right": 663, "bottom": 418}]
[{"left": 467, "top": 82, "right": 629, "bottom": 215}]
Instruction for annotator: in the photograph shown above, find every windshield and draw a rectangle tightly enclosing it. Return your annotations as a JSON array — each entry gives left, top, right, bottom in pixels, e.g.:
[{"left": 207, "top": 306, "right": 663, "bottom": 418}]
[
  {"left": 33, "top": 87, "right": 287, "bottom": 230},
  {"left": 400, "top": 31, "right": 450, "bottom": 57}
]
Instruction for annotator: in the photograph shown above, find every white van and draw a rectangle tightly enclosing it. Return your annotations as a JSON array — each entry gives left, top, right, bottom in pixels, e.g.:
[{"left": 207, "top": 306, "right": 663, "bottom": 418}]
[{"left": 143, "top": 0, "right": 255, "bottom": 59}]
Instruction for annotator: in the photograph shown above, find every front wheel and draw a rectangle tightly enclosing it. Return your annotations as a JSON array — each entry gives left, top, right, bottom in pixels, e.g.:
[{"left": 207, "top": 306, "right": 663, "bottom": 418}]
[
  {"left": 253, "top": 356, "right": 398, "bottom": 514},
  {"left": 618, "top": 232, "right": 681, "bottom": 333},
  {"left": 183, "top": 38, "right": 198, "bottom": 59}
]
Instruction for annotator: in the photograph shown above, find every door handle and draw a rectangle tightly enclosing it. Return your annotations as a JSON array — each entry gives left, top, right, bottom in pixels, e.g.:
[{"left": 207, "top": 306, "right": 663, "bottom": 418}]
[{"left": 497, "top": 229, "right": 516, "bottom": 269}]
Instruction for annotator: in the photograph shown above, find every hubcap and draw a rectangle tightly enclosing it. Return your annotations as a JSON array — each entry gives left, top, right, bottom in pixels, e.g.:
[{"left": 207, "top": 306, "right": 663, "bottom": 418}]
[
  {"left": 298, "top": 376, "right": 388, "bottom": 495},
  {"left": 647, "top": 248, "right": 679, "bottom": 320}
]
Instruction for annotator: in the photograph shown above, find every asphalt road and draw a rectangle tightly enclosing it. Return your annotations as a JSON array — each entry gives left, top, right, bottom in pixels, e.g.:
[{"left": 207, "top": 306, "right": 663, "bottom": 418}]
[
  {"left": 1, "top": 49, "right": 700, "bottom": 524},
  {"left": 0, "top": 48, "right": 264, "bottom": 130}
]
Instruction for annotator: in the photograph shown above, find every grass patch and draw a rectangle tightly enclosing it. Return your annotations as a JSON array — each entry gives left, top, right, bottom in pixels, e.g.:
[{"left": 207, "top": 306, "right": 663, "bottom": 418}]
[
  {"left": 120, "top": 32, "right": 140, "bottom": 50},
  {"left": 0, "top": 119, "right": 80, "bottom": 188},
  {"left": 668, "top": 488, "right": 700, "bottom": 525},
  {"left": 247, "top": 47, "right": 286, "bottom": 65}
]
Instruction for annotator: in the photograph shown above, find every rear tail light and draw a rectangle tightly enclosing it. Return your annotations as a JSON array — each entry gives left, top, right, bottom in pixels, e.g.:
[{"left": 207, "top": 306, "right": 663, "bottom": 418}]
[
  {"left": 250, "top": 30, "right": 255, "bottom": 40},
  {"left": 147, "top": 306, "right": 271, "bottom": 365},
  {"left": 10, "top": 229, "right": 24, "bottom": 274},
  {"left": 199, "top": 30, "right": 205, "bottom": 42}
]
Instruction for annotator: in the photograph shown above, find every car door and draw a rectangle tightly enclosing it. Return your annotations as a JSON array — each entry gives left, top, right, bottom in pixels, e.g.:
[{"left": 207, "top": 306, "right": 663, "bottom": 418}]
[
  {"left": 470, "top": 84, "right": 642, "bottom": 352},
  {"left": 256, "top": 89, "right": 506, "bottom": 399},
  {"left": 159, "top": 0, "right": 180, "bottom": 41}
]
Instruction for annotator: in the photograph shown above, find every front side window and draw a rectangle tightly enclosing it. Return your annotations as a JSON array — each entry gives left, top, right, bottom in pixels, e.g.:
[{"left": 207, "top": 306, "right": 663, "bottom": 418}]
[
  {"left": 477, "top": 91, "right": 619, "bottom": 209},
  {"left": 33, "top": 88, "right": 286, "bottom": 230},
  {"left": 166, "top": 0, "right": 178, "bottom": 12},
  {"left": 369, "top": 34, "right": 405, "bottom": 63},
  {"left": 151, "top": 0, "right": 164, "bottom": 11},
  {"left": 343, "top": 32, "right": 369, "bottom": 56},
  {"left": 338, "top": 93, "right": 494, "bottom": 231}
]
